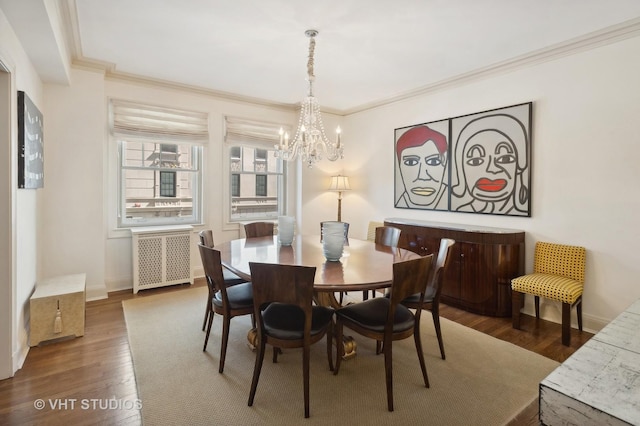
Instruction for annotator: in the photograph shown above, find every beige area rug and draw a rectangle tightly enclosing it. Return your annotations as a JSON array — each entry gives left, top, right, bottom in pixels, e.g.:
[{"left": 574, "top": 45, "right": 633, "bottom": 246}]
[{"left": 123, "top": 286, "right": 558, "bottom": 425}]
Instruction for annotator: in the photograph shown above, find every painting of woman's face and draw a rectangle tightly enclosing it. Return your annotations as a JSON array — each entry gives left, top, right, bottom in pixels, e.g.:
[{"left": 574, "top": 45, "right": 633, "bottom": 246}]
[
  {"left": 461, "top": 130, "right": 518, "bottom": 202},
  {"left": 399, "top": 140, "right": 447, "bottom": 206}
]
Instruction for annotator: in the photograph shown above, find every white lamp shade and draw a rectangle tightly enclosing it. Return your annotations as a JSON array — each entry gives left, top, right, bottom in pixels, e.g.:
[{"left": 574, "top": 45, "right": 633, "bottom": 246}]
[{"left": 328, "top": 175, "right": 351, "bottom": 191}]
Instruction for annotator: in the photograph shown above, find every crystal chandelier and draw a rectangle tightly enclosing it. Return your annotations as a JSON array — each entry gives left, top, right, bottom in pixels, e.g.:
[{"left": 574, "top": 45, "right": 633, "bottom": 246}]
[{"left": 275, "top": 30, "right": 343, "bottom": 168}]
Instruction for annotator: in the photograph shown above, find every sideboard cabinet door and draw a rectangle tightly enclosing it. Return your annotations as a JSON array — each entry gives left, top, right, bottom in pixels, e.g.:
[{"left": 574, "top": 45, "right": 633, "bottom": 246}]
[{"left": 386, "top": 218, "right": 524, "bottom": 317}]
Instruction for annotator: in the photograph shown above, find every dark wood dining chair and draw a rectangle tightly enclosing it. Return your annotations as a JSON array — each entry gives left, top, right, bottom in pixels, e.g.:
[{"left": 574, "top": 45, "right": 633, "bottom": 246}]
[
  {"left": 198, "top": 244, "right": 254, "bottom": 373},
  {"left": 375, "top": 225, "right": 401, "bottom": 247},
  {"left": 400, "top": 238, "right": 455, "bottom": 359},
  {"left": 363, "top": 225, "right": 402, "bottom": 300},
  {"left": 243, "top": 222, "right": 274, "bottom": 238},
  {"left": 247, "top": 262, "right": 334, "bottom": 418},
  {"left": 333, "top": 254, "right": 433, "bottom": 412},
  {"left": 198, "top": 230, "right": 248, "bottom": 331}
]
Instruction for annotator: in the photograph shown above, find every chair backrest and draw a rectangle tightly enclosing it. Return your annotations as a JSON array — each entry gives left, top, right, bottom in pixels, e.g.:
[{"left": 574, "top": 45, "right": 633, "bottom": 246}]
[
  {"left": 375, "top": 226, "right": 401, "bottom": 247},
  {"left": 320, "top": 221, "right": 349, "bottom": 241},
  {"left": 367, "top": 221, "right": 384, "bottom": 242},
  {"left": 198, "top": 244, "right": 228, "bottom": 300},
  {"left": 428, "top": 238, "right": 455, "bottom": 292},
  {"left": 244, "top": 222, "right": 275, "bottom": 238},
  {"left": 199, "top": 229, "right": 214, "bottom": 247},
  {"left": 533, "top": 242, "right": 586, "bottom": 283},
  {"left": 388, "top": 255, "right": 433, "bottom": 314},
  {"left": 248, "top": 262, "right": 317, "bottom": 334}
]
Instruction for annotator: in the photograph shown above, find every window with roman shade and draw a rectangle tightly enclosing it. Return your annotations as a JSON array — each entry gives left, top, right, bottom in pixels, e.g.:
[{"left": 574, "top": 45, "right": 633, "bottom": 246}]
[
  {"left": 110, "top": 99, "right": 208, "bottom": 228},
  {"left": 224, "top": 116, "right": 288, "bottom": 222}
]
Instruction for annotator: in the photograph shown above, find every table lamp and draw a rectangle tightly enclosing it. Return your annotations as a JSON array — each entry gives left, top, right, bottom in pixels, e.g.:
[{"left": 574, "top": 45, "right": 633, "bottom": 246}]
[{"left": 328, "top": 175, "right": 351, "bottom": 221}]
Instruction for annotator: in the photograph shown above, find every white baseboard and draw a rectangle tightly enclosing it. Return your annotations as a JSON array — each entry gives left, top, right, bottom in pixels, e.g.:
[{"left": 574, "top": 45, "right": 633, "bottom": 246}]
[
  {"left": 86, "top": 285, "right": 108, "bottom": 301},
  {"left": 520, "top": 297, "right": 609, "bottom": 334},
  {"left": 13, "top": 330, "right": 29, "bottom": 376},
  {"left": 105, "top": 277, "right": 133, "bottom": 294}
]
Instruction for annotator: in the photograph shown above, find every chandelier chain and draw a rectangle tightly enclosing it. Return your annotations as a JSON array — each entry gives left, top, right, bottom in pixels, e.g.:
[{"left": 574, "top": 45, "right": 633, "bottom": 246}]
[{"left": 307, "top": 35, "right": 315, "bottom": 81}]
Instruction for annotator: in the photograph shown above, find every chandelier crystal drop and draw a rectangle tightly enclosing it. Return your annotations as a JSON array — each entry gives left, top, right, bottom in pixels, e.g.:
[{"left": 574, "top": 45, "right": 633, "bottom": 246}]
[{"left": 275, "top": 30, "right": 343, "bottom": 168}]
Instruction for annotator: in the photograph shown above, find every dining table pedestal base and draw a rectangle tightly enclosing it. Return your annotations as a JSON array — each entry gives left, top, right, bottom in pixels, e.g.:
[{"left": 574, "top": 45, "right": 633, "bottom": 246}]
[{"left": 246, "top": 327, "right": 357, "bottom": 360}]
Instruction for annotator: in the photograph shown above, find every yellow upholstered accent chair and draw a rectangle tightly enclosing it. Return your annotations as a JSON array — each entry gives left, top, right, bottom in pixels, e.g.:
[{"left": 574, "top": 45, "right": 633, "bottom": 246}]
[{"left": 511, "top": 242, "right": 586, "bottom": 346}]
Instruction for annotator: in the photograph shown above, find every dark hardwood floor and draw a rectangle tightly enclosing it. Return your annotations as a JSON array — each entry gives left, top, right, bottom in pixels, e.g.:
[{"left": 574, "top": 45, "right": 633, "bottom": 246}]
[{"left": 0, "top": 280, "right": 593, "bottom": 425}]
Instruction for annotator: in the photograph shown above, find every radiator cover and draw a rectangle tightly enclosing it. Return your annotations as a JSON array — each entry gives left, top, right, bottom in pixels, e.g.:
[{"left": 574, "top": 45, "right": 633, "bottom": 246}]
[{"left": 131, "top": 225, "right": 193, "bottom": 293}]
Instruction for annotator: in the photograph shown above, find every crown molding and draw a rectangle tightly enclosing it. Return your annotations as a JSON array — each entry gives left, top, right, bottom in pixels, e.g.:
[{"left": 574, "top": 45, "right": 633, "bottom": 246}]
[
  {"left": 101, "top": 69, "right": 295, "bottom": 111},
  {"left": 62, "top": 1, "right": 640, "bottom": 117},
  {"left": 343, "top": 17, "right": 640, "bottom": 115}
]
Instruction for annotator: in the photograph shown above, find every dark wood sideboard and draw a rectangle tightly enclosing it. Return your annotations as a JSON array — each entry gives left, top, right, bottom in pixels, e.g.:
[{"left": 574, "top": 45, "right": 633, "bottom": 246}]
[{"left": 385, "top": 218, "right": 525, "bottom": 317}]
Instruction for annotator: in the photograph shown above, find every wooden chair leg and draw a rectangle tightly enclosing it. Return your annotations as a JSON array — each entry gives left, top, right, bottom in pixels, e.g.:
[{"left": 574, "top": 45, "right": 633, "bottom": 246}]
[
  {"left": 512, "top": 291, "right": 523, "bottom": 329},
  {"left": 203, "top": 311, "right": 214, "bottom": 351},
  {"left": 303, "top": 344, "right": 310, "bottom": 418},
  {"left": 219, "top": 316, "right": 231, "bottom": 373},
  {"left": 326, "top": 323, "right": 334, "bottom": 372},
  {"left": 562, "top": 302, "right": 571, "bottom": 346},
  {"left": 248, "top": 335, "right": 266, "bottom": 407},
  {"left": 333, "top": 320, "right": 343, "bottom": 375},
  {"left": 576, "top": 299, "right": 583, "bottom": 331},
  {"left": 362, "top": 290, "right": 369, "bottom": 301},
  {"left": 202, "top": 298, "right": 211, "bottom": 331},
  {"left": 534, "top": 296, "right": 540, "bottom": 318},
  {"left": 272, "top": 347, "right": 282, "bottom": 363},
  {"left": 432, "top": 309, "right": 445, "bottom": 360},
  {"left": 413, "top": 323, "right": 429, "bottom": 388},
  {"left": 383, "top": 337, "right": 394, "bottom": 412}
]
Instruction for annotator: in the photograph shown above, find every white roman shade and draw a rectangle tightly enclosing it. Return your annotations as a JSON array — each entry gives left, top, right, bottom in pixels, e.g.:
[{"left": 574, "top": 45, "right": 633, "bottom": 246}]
[
  {"left": 110, "top": 99, "right": 209, "bottom": 143},
  {"left": 224, "top": 116, "right": 290, "bottom": 145}
]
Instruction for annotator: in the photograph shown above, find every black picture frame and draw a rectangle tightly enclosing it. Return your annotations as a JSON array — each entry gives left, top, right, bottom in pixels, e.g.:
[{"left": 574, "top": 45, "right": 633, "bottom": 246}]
[
  {"left": 394, "top": 102, "right": 532, "bottom": 217},
  {"left": 18, "top": 91, "right": 44, "bottom": 189}
]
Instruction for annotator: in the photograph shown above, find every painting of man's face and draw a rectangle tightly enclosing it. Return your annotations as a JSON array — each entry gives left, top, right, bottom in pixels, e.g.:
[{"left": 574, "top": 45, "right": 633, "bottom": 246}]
[{"left": 399, "top": 140, "right": 447, "bottom": 206}]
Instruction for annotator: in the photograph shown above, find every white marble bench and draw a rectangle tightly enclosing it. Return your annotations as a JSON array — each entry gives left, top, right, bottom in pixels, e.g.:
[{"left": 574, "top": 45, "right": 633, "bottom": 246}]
[
  {"left": 30, "top": 273, "right": 86, "bottom": 346},
  {"left": 540, "top": 298, "right": 640, "bottom": 425}
]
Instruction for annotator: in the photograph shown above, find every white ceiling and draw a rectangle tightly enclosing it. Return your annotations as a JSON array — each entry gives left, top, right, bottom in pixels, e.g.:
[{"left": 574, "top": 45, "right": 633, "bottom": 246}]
[{"left": 3, "top": 0, "right": 640, "bottom": 113}]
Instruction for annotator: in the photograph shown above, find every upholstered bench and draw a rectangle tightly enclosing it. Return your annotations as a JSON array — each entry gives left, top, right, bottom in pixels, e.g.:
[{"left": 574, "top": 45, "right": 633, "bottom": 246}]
[{"left": 30, "top": 273, "right": 86, "bottom": 346}]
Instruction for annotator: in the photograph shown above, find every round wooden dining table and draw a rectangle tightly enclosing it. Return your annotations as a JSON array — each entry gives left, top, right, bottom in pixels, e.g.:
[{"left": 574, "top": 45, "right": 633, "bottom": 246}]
[
  {"left": 216, "top": 234, "right": 421, "bottom": 359},
  {"left": 216, "top": 234, "right": 420, "bottom": 309}
]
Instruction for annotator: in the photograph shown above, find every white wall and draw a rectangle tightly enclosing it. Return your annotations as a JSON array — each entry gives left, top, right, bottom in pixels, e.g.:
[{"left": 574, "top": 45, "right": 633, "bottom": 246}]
[
  {"left": 0, "top": 8, "right": 43, "bottom": 377},
  {"left": 42, "top": 68, "right": 106, "bottom": 300},
  {"left": 302, "top": 35, "right": 640, "bottom": 330}
]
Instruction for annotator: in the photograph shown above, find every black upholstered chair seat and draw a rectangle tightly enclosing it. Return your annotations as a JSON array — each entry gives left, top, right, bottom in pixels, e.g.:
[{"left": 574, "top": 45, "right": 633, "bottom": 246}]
[
  {"left": 398, "top": 286, "right": 436, "bottom": 305},
  {"left": 337, "top": 297, "right": 415, "bottom": 333},
  {"left": 213, "top": 282, "right": 253, "bottom": 309},
  {"left": 223, "top": 268, "right": 247, "bottom": 286},
  {"left": 263, "top": 303, "right": 334, "bottom": 340}
]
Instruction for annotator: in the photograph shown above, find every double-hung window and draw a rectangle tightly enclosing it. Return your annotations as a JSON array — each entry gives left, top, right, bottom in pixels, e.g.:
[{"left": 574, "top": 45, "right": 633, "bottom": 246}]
[
  {"left": 111, "top": 100, "right": 208, "bottom": 228},
  {"left": 224, "top": 116, "right": 288, "bottom": 222}
]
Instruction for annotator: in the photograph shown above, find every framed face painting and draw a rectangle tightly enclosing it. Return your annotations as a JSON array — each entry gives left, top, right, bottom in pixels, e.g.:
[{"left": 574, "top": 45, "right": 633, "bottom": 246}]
[
  {"left": 18, "top": 91, "right": 44, "bottom": 189},
  {"left": 394, "top": 119, "right": 450, "bottom": 211},
  {"left": 394, "top": 102, "right": 532, "bottom": 217}
]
